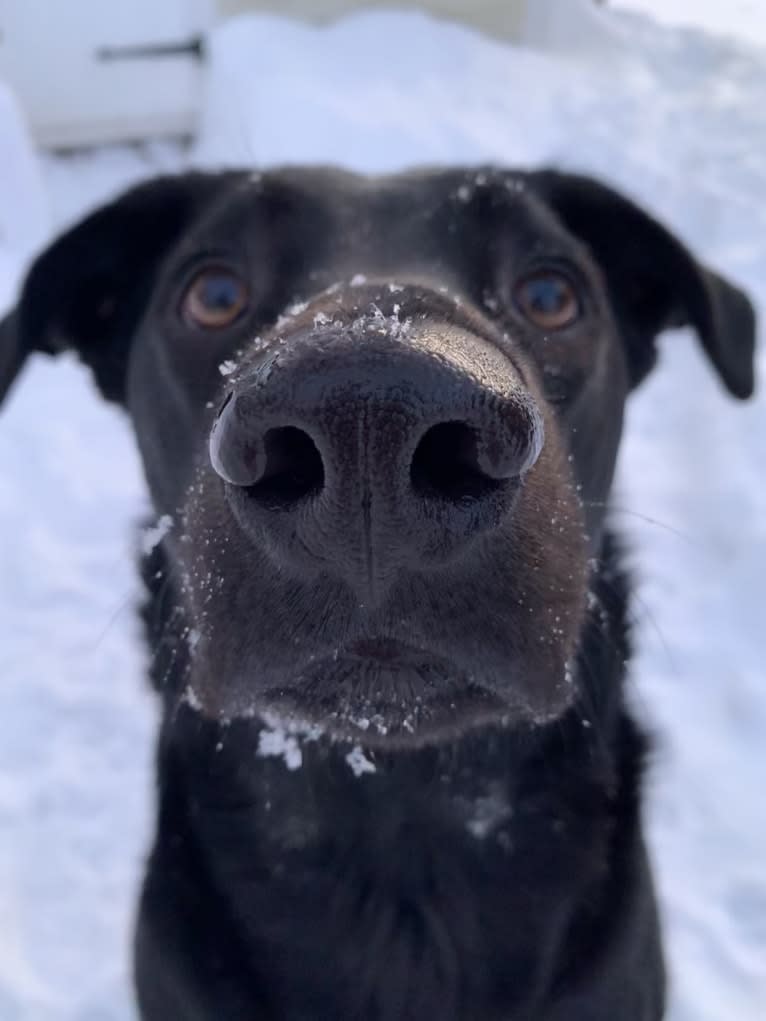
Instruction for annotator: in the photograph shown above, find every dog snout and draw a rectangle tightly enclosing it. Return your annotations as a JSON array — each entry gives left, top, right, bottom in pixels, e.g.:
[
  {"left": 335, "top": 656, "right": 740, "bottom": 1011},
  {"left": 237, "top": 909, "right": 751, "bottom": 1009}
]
[{"left": 209, "top": 304, "right": 543, "bottom": 593}]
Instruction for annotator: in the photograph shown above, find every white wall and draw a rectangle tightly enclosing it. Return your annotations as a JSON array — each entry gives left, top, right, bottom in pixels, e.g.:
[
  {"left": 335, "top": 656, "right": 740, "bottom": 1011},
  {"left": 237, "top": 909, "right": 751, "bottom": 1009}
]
[{"left": 0, "top": 0, "right": 214, "bottom": 147}]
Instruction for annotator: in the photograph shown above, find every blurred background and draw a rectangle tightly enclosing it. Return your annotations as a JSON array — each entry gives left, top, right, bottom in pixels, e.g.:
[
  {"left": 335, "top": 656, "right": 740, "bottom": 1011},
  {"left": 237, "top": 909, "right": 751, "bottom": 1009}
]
[{"left": 0, "top": 1, "right": 764, "bottom": 1018}]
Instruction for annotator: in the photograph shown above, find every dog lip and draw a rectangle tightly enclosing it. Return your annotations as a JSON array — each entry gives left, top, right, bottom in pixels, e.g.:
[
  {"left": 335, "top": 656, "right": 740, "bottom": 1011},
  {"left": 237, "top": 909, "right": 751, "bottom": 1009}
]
[{"left": 342, "top": 638, "right": 431, "bottom": 664}]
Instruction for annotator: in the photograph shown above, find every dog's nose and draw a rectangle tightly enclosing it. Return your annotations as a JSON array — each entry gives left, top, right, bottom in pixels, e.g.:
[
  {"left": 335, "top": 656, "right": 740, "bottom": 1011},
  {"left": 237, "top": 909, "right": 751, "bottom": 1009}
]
[{"left": 210, "top": 316, "right": 542, "bottom": 596}]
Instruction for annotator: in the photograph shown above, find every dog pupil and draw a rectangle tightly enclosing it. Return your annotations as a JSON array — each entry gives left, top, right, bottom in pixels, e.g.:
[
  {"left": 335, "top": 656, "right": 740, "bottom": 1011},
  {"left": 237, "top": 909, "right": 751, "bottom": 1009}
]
[
  {"left": 531, "top": 278, "right": 565, "bottom": 313},
  {"left": 204, "top": 275, "right": 238, "bottom": 310}
]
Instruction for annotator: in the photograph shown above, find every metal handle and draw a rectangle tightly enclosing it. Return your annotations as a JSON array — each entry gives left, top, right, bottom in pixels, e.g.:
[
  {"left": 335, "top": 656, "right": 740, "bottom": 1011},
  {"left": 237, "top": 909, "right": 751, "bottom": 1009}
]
[{"left": 96, "top": 35, "right": 205, "bottom": 62}]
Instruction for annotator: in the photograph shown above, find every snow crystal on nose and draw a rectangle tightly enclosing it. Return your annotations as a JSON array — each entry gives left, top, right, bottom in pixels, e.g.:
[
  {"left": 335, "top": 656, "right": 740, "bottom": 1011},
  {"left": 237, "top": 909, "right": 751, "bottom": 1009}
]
[
  {"left": 348, "top": 301, "right": 412, "bottom": 340},
  {"left": 286, "top": 299, "right": 309, "bottom": 317}
]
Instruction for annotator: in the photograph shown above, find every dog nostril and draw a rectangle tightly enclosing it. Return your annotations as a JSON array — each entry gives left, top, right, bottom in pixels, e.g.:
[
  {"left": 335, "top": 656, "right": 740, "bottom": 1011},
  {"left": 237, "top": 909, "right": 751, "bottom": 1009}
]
[
  {"left": 410, "top": 422, "right": 503, "bottom": 502},
  {"left": 246, "top": 427, "right": 324, "bottom": 509}
]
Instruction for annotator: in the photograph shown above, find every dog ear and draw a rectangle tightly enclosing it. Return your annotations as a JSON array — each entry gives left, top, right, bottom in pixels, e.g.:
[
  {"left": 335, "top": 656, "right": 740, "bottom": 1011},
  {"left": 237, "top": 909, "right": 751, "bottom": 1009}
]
[
  {"left": 531, "top": 170, "right": 756, "bottom": 399},
  {"left": 0, "top": 171, "right": 242, "bottom": 407}
]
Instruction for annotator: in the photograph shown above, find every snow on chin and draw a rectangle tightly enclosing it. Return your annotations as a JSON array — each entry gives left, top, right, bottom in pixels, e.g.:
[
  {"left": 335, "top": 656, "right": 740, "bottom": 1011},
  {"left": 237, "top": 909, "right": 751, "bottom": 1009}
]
[
  {"left": 257, "top": 724, "right": 304, "bottom": 771},
  {"left": 256, "top": 713, "right": 378, "bottom": 777},
  {"left": 345, "top": 746, "right": 376, "bottom": 777},
  {"left": 465, "top": 789, "right": 512, "bottom": 841},
  {"left": 256, "top": 710, "right": 328, "bottom": 772},
  {"left": 181, "top": 686, "right": 381, "bottom": 777}
]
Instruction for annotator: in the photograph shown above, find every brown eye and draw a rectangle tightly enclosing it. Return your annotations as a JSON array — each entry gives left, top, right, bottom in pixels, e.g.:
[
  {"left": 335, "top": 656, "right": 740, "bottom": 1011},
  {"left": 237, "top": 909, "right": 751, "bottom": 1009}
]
[
  {"left": 514, "top": 270, "right": 581, "bottom": 330},
  {"left": 183, "top": 267, "right": 249, "bottom": 329}
]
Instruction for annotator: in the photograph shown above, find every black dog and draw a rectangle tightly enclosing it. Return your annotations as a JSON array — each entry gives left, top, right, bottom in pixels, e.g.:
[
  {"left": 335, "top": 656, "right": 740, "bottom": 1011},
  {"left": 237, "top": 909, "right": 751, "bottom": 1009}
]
[{"left": 0, "top": 167, "right": 755, "bottom": 1020}]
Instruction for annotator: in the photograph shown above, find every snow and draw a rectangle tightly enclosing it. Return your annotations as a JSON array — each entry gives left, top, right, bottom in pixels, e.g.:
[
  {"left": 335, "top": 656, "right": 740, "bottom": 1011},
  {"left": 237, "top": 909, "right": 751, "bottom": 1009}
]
[
  {"left": 139, "top": 514, "right": 173, "bottom": 556},
  {"left": 217, "top": 358, "right": 238, "bottom": 376},
  {"left": 465, "top": 786, "right": 513, "bottom": 842},
  {"left": 616, "top": 0, "right": 766, "bottom": 48},
  {"left": 257, "top": 723, "right": 304, "bottom": 772},
  {"left": 345, "top": 746, "right": 376, "bottom": 778},
  {"left": 1, "top": 4, "right": 765, "bottom": 1019}
]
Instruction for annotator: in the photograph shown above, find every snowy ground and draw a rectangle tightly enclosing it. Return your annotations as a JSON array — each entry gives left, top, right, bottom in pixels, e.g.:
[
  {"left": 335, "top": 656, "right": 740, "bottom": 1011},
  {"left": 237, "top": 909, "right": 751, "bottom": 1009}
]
[
  {"left": 615, "top": 0, "right": 766, "bottom": 48},
  {"left": 1, "top": 4, "right": 765, "bottom": 1019}
]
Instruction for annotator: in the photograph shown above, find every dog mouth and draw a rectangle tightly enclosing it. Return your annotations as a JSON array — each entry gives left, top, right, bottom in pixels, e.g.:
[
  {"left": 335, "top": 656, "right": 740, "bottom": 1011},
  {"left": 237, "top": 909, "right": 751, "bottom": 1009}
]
[
  {"left": 344, "top": 637, "right": 443, "bottom": 670},
  {"left": 251, "top": 638, "right": 518, "bottom": 744}
]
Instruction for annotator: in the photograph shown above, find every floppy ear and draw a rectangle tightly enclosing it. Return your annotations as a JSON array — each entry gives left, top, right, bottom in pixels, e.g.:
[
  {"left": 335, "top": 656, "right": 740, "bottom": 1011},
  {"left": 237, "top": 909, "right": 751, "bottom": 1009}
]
[
  {"left": 531, "top": 170, "right": 756, "bottom": 399},
  {"left": 0, "top": 171, "right": 242, "bottom": 407}
]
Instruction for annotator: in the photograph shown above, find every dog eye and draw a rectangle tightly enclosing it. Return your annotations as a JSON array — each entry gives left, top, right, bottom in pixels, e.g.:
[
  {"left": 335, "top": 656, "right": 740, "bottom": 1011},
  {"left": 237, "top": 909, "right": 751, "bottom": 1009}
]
[
  {"left": 183, "top": 268, "right": 249, "bottom": 329},
  {"left": 514, "top": 270, "right": 581, "bottom": 330}
]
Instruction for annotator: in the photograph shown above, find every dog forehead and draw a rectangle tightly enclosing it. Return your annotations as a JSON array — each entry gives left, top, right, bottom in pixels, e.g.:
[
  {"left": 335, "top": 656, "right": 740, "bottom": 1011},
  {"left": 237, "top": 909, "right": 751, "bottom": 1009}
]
[
  {"left": 193, "top": 166, "right": 561, "bottom": 255},
  {"left": 254, "top": 164, "right": 533, "bottom": 202}
]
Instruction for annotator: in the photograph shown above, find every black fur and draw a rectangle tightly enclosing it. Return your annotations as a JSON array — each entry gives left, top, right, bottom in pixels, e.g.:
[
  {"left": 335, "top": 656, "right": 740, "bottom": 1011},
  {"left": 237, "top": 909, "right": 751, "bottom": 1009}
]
[{"left": 0, "top": 167, "right": 755, "bottom": 1020}]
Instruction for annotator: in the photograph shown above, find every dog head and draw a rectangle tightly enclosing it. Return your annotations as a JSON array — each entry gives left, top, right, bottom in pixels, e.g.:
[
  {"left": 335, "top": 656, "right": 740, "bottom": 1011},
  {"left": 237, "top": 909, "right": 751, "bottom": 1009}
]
[{"left": 0, "top": 167, "right": 755, "bottom": 744}]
